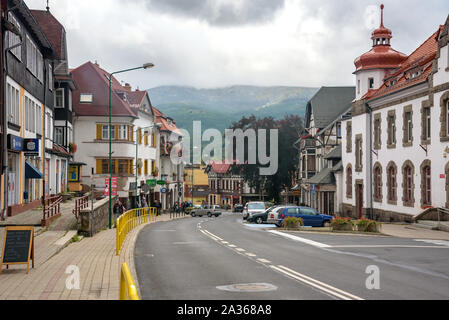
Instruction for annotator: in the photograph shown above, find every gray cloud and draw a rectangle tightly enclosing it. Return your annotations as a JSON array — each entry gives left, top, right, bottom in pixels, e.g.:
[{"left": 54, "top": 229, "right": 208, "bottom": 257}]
[{"left": 141, "top": 0, "right": 286, "bottom": 26}]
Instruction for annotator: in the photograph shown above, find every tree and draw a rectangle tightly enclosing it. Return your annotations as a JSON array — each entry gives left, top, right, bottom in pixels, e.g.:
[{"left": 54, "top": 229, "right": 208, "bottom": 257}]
[{"left": 229, "top": 114, "right": 303, "bottom": 203}]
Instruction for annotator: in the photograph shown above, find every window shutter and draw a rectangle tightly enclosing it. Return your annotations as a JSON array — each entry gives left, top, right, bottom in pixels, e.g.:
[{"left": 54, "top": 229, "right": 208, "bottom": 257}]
[
  {"left": 115, "top": 159, "right": 119, "bottom": 174},
  {"left": 96, "top": 159, "right": 102, "bottom": 174},
  {"left": 115, "top": 125, "right": 118, "bottom": 140},
  {"left": 96, "top": 124, "right": 101, "bottom": 140}
]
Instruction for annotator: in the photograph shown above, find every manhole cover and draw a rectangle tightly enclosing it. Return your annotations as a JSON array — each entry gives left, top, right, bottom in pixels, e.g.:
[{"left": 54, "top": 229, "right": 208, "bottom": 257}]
[{"left": 216, "top": 283, "right": 277, "bottom": 292}]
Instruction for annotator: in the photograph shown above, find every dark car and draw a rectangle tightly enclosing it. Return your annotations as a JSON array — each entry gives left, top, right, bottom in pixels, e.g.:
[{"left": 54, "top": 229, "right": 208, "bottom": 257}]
[
  {"left": 233, "top": 204, "right": 244, "bottom": 212},
  {"left": 246, "top": 205, "right": 281, "bottom": 224},
  {"left": 271, "top": 206, "right": 333, "bottom": 227}
]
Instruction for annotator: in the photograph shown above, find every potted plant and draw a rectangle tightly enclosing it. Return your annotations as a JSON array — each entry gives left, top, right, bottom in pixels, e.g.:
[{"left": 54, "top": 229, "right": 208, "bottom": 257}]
[
  {"left": 331, "top": 217, "right": 354, "bottom": 231},
  {"left": 69, "top": 142, "right": 77, "bottom": 154},
  {"left": 356, "top": 218, "right": 382, "bottom": 232},
  {"left": 282, "top": 217, "right": 304, "bottom": 230}
]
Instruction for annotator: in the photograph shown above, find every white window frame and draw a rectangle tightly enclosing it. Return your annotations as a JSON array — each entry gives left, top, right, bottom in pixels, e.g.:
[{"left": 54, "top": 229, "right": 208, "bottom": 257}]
[
  {"left": 118, "top": 125, "right": 128, "bottom": 140},
  {"left": 80, "top": 93, "right": 93, "bottom": 103},
  {"left": 7, "top": 82, "right": 20, "bottom": 126},
  {"left": 406, "top": 112, "right": 412, "bottom": 142},
  {"left": 55, "top": 127, "right": 64, "bottom": 146},
  {"left": 102, "top": 125, "right": 110, "bottom": 140},
  {"left": 7, "top": 13, "right": 21, "bottom": 61},
  {"left": 425, "top": 108, "right": 431, "bottom": 140},
  {"left": 55, "top": 88, "right": 64, "bottom": 108},
  {"left": 68, "top": 90, "right": 72, "bottom": 111}
]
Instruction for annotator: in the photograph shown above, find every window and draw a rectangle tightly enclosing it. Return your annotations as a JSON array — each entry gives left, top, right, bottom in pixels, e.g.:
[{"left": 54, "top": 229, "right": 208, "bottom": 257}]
[
  {"left": 102, "top": 125, "right": 111, "bottom": 140},
  {"left": 355, "top": 135, "right": 363, "bottom": 172},
  {"left": 68, "top": 90, "right": 72, "bottom": 111},
  {"left": 36, "top": 104, "right": 42, "bottom": 135},
  {"left": 387, "top": 113, "right": 396, "bottom": 147},
  {"left": 337, "top": 123, "right": 341, "bottom": 138},
  {"left": 357, "top": 80, "right": 360, "bottom": 94},
  {"left": 402, "top": 162, "right": 414, "bottom": 206},
  {"left": 7, "top": 83, "right": 20, "bottom": 126},
  {"left": 403, "top": 106, "right": 413, "bottom": 147},
  {"left": 346, "top": 121, "right": 352, "bottom": 153},
  {"left": 373, "top": 163, "right": 382, "bottom": 202},
  {"left": 421, "top": 162, "right": 431, "bottom": 207},
  {"left": 67, "top": 127, "right": 72, "bottom": 144},
  {"left": 144, "top": 160, "right": 149, "bottom": 175},
  {"left": 55, "top": 127, "right": 64, "bottom": 145},
  {"left": 424, "top": 107, "right": 431, "bottom": 141},
  {"left": 55, "top": 89, "right": 64, "bottom": 108},
  {"left": 49, "top": 65, "right": 54, "bottom": 91},
  {"left": 118, "top": 125, "right": 128, "bottom": 140},
  {"left": 368, "top": 78, "right": 374, "bottom": 89},
  {"left": 346, "top": 166, "right": 352, "bottom": 198},
  {"left": 26, "top": 35, "right": 43, "bottom": 82},
  {"left": 45, "top": 111, "right": 53, "bottom": 140},
  {"left": 100, "top": 159, "right": 116, "bottom": 175},
  {"left": 373, "top": 114, "right": 381, "bottom": 149},
  {"left": 118, "top": 159, "right": 132, "bottom": 175},
  {"left": 7, "top": 13, "right": 21, "bottom": 60},
  {"left": 80, "top": 93, "right": 93, "bottom": 103},
  {"left": 387, "top": 163, "right": 397, "bottom": 204}
]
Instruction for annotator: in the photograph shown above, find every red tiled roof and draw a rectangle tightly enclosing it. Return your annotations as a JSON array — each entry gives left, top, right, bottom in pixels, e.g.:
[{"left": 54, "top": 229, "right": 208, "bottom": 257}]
[
  {"left": 70, "top": 61, "right": 137, "bottom": 118},
  {"left": 127, "top": 91, "right": 146, "bottom": 107},
  {"left": 365, "top": 26, "right": 442, "bottom": 101},
  {"left": 31, "top": 10, "right": 64, "bottom": 61},
  {"left": 210, "top": 162, "right": 231, "bottom": 174},
  {"left": 153, "top": 106, "right": 183, "bottom": 135}
]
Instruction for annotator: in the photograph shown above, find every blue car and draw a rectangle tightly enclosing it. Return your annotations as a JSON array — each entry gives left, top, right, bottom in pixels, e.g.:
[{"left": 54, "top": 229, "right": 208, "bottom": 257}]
[{"left": 274, "top": 206, "right": 333, "bottom": 227}]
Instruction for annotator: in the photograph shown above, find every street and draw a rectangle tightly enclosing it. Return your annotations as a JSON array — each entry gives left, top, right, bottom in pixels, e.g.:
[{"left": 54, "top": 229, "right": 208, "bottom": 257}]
[{"left": 135, "top": 212, "right": 449, "bottom": 300}]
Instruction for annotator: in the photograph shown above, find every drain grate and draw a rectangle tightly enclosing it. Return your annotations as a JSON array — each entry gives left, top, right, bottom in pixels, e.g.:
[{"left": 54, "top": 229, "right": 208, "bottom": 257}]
[{"left": 216, "top": 283, "right": 277, "bottom": 292}]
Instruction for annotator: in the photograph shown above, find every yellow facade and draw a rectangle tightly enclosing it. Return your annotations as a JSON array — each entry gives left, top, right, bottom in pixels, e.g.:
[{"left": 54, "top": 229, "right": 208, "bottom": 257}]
[{"left": 185, "top": 165, "right": 208, "bottom": 187}]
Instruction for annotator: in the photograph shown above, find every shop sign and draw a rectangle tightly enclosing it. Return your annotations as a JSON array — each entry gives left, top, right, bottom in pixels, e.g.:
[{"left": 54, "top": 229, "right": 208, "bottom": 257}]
[
  {"left": 161, "top": 188, "right": 167, "bottom": 193},
  {"left": 157, "top": 180, "right": 166, "bottom": 185},
  {"left": 147, "top": 179, "right": 157, "bottom": 187},
  {"left": 68, "top": 165, "right": 80, "bottom": 182},
  {"left": 23, "top": 139, "right": 39, "bottom": 154},
  {"left": 7, "top": 134, "right": 22, "bottom": 152}
]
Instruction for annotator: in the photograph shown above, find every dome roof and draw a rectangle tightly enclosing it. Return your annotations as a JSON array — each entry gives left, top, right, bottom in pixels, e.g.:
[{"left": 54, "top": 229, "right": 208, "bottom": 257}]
[{"left": 354, "top": 4, "right": 407, "bottom": 72}]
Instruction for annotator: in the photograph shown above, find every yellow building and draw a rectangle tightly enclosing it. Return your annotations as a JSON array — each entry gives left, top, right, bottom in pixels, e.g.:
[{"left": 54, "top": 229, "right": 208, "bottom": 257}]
[{"left": 184, "top": 164, "right": 209, "bottom": 205}]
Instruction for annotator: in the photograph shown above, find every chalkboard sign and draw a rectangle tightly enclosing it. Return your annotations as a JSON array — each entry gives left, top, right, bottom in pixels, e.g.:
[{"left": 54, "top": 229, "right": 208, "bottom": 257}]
[{"left": 1, "top": 226, "right": 34, "bottom": 274}]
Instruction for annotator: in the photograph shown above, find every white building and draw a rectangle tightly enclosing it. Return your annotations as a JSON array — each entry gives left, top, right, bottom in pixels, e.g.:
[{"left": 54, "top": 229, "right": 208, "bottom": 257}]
[{"left": 341, "top": 6, "right": 449, "bottom": 222}]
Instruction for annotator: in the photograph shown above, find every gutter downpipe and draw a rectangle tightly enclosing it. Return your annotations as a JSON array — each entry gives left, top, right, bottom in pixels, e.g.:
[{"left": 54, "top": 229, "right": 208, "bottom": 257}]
[
  {"left": 2, "top": 0, "right": 23, "bottom": 220},
  {"left": 366, "top": 102, "right": 374, "bottom": 220}
]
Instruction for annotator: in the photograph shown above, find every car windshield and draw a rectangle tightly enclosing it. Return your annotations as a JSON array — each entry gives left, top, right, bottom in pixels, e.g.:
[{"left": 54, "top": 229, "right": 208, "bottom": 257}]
[
  {"left": 248, "top": 203, "right": 265, "bottom": 210},
  {"left": 300, "top": 208, "right": 317, "bottom": 215}
]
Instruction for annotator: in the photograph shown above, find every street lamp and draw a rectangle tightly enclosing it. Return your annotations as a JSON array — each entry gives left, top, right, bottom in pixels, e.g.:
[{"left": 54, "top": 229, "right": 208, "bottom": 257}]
[
  {"left": 106, "top": 63, "right": 154, "bottom": 229},
  {"left": 133, "top": 124, "right": 161, "bottom": 208}
]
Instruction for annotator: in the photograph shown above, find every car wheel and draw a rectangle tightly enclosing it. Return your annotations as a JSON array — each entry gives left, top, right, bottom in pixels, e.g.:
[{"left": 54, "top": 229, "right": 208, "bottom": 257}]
[
  {"left": 323, "top": 220, "right": 331, "bottom": 228},
  {"left": 256, "top": 217, "right": 263, "bottom": 224},
  {"left": 275, "top": 222, "right": 282, "bottom": 227},
  {"left": 191, "top": 213, "right": 196, "bottom": 217},
  {"left": 207, "top": 213, "right": 212, "bottom": 217}
]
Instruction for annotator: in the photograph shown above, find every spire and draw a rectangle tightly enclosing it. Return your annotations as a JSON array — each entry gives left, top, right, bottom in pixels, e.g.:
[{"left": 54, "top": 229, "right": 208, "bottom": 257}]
[
  {"left": 380, "top": 4, "right": 384, "bottom": 27},
  {"left": 46, "top": 0, "right": 50, "bottom": 12}
]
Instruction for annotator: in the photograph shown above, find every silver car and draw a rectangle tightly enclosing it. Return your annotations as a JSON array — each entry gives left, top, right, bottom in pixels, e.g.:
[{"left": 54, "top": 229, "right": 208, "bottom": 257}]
[
  {"left": 242, "top": 202, "right": 271, "bottom": 220},
  {"left": 191, "top": 205, "right": 222, "bottom": 217}
]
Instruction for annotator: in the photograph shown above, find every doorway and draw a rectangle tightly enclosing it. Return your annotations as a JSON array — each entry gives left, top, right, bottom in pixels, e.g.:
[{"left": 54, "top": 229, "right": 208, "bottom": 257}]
[{"left": 355, "top": 181, "right": 363, "bottom": 219}]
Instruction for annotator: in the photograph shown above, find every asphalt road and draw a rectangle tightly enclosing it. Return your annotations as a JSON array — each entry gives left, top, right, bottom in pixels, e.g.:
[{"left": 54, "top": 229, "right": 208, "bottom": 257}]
[{"left": 134, "top": 212, "right": 449, "bottom": 300}]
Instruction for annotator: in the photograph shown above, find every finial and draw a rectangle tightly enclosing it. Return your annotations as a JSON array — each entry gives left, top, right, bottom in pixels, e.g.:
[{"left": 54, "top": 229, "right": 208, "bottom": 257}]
[
  {"left": 380, "top": 4, "right": 384, "bottom": 27},
  {"left": 46, "top": 0, "right": 50, "bottom": 12}
]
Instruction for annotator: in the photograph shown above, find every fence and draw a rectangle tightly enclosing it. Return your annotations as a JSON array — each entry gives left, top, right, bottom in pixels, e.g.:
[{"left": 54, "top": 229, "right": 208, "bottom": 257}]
[
  {"left": 116, "top": 207, "right": 156, "bottom": 256},
  {"left": 120, "top": 262, "right": 139, "bottom": 300},
  {"left": 42, "top": 195, "right": 62, "bottom": 226},
  {"left": 73, "top": 195, "right": 89, "bottom": 219}
]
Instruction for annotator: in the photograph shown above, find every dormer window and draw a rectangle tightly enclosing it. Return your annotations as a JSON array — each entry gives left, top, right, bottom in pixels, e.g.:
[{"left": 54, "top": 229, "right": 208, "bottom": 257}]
[
  {"left": 80, "top": 93, "right": 93, "bottom": 103},
  {"left": 368, "top": 78, "right": 374, "bottom": 89}
]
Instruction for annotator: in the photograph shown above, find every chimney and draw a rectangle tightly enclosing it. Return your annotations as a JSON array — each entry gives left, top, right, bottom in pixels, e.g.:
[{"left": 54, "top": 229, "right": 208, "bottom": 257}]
[{"left": 124, "top": 83, "right": 132, "bottom": 91}]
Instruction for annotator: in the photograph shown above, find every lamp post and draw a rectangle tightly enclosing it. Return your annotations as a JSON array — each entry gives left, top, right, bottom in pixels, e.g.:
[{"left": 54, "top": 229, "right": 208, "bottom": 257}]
[{"left": 106, "top": 63, "right": 154, "bottom": 229}]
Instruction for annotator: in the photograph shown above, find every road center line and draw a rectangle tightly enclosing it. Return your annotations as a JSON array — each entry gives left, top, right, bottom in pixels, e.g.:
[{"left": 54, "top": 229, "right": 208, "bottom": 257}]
[
  {"left": 271, "top": 265, "right": 364, "bottom": 300},
  {"left": 268, "top": 230, "right": 331, "bottom": 248},
  {"left": 203, "top": 230, "right": 223, "bottom": 241}
]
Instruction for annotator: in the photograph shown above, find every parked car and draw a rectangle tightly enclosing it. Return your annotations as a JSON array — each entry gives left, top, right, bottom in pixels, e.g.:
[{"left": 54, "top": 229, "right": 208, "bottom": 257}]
[
  {"left": 247, "top": 205, "right": 282, "bottom": 224},
  {"left": 270, "top": 206, "right": 333, "bottom": 227},
  {"left": 185, "top": 204, "right": 201, "bottom": 215},
  {"left": 233, "top": 204, "right": 244, "bottom": 212},
  {"left": 242, "top": 202, "right": 272, "bottom": 220},
  {"left": 191, "top": 205, "right": 222, "bottom": 217}
]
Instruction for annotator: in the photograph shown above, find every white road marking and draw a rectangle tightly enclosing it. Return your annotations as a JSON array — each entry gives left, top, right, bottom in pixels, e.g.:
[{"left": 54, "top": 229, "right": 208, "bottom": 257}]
[
  {"left": 228, "top": 244, "right": 237, "bottom": 248},
  {"left": 200, "top": 230, "right": 220, "bottom": 241},
  {"left": 235, "top": 248, "right": 246, "bottom": 252},
  {"left": 203, "top": 230, "right": 223, "bottom": 241},
  {"left": 245, "top": 253, "right": 257, "bottom": 257},
  {"left": 268, "top": 230, "right": 331, "bottom": 248},
  {"left": 414, "top": 239, "right": 449, "bottom": 247},
  {"left": 257, "top": 258, "right": 271, "bottom": 263},
  {"left": 221, "top": 241, "right": 229, "bottom": 244},
  {"left": 332, "top": 245, "right": 449, "bottom": 248},
  {"left": 271, "top": 265, "right": 364, "bottom": 301}
]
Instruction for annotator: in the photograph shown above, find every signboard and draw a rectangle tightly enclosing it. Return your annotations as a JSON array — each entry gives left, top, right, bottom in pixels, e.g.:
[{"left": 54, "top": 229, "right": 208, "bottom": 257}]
[
  {"left": 440, "top": 174, "right": 446, "bottom": 179},
  {"left": 312, "top": 184, "right": 315, "bottom": 195},
  {"left": 68, "top": 165, "right": 80, "bottom": 182},
  {"left": 161, "top": 187, "right": 167, "bottom": 194},
  {"left": 0, "top": 226, "right": 34, "bottom": 274},
  {"left": 23, "top": 138, "right": 39, "bottom": 154},
  {"left": 147, "top": 179, "right": 157, "bottom": 187},
  {"left": 105, "top": 177, "right": 117, "bottom": 196},
  {"left": 7, "top": 134, "right": 23, "bottom": 151},
  {"left": 157, "top": 180, "right": 166, "bottom": 185}
]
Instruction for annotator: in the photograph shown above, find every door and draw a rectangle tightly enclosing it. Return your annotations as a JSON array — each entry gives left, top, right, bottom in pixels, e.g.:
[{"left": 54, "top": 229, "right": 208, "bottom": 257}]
[
  {"left": 356, "top": 184, "right": 363, "bottom": 219},
  {"left": 299, "top": 207, "right": 321, "bottom": 226}
]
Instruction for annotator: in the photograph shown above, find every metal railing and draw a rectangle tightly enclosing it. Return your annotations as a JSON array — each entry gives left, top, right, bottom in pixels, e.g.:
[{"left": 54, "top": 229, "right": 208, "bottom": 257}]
[
  {"left": 42, "top": 195, "right": 62, "bottom": 225},
  {"left": 120, "top": 262, "right": 139, "bottom": 300},
  {"left": 116, "top": 207, "right": 156, "bottom": 256},
  {"left": 73, "top": 195, "right": 89, "bottom": 219}
]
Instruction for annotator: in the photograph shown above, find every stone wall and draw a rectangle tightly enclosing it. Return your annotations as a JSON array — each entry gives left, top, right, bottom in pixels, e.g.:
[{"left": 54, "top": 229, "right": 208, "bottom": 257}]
[
  {"left": 340, "top": 203, "right": 414, "bottom": 223},
  {"left": 78, "top": 196, "right": 117, "bottom": 237}
]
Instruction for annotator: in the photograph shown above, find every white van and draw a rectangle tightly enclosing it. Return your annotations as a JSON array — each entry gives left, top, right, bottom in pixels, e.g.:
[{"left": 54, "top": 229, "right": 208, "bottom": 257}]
[{"left": 242, "top": 202, "right": 271, "bottom": 221}]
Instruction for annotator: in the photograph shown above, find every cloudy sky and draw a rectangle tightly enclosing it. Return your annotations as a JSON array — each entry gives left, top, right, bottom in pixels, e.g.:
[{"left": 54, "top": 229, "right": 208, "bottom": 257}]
[{"left": 25, "top": 0, "right": 449, "bottom": 90}]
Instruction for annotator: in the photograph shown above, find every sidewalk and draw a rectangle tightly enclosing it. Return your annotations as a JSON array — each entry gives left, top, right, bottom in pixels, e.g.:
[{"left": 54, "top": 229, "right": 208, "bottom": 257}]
[
  {"left": 381, "top": 223, "right": 449, "bottom": 240},
  {"left": 0, "top": 213, "right": 188, "bottom": 300}
]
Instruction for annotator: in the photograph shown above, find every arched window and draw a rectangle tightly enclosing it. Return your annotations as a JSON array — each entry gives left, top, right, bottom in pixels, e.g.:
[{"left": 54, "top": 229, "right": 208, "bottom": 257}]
[
  {"left": 346, "top": 165, "right": 352, "bottom": 198},
  {"left": 373, "top": 163, "right": 382, "bottom": 202},
  {"left": 387, "top": 162, "right": 397, "bottom": 204},
  {"left": 420, "top": 160, "right": 431, "bottom": 207},
  {"left": 402, "top": 161, "right": 415, "bottom": 207}
]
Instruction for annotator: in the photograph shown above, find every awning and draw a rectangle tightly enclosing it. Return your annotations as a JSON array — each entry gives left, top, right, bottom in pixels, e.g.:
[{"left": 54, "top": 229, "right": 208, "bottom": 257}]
[
  {"left": 25, "top": 161, "right": 43, "bottom": 179},
  {"left": 306, "top": 167, "right": 335, "bottom": 185}
]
